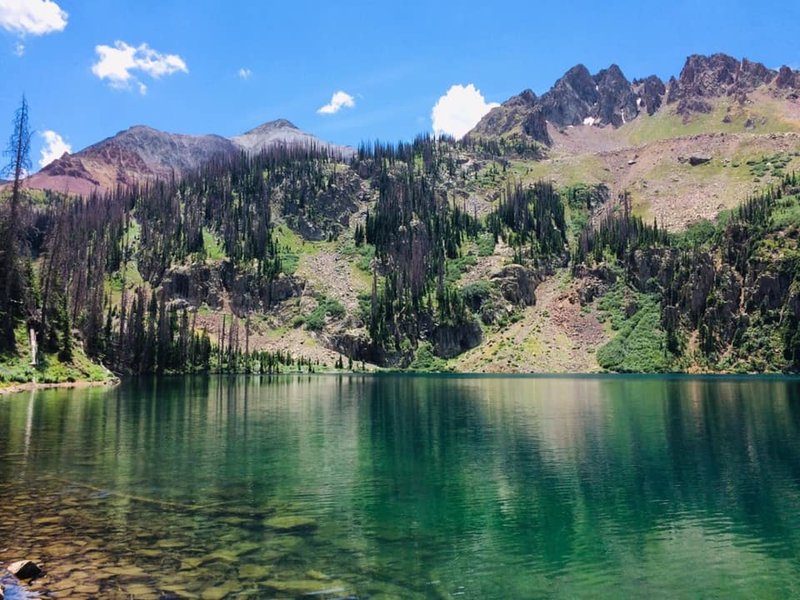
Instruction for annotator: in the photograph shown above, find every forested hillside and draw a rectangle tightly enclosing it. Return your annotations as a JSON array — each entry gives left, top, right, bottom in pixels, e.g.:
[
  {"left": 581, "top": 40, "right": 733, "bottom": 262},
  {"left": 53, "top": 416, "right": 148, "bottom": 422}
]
[{"left": 3, "top": 53, "right": 800, "bottom": 383}]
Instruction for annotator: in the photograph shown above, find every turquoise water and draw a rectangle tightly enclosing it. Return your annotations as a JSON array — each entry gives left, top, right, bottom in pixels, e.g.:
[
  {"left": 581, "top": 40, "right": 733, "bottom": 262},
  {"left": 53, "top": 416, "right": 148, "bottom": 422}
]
[{"left": 1, "top": 375, "right": 800, "bottom": 598}]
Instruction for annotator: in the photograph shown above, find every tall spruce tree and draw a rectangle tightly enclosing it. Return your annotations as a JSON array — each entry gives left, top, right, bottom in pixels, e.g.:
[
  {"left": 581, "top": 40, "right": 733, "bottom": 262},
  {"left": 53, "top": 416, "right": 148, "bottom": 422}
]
[{"left": 0, "top": 96, "right": 32, "bottom": 351}]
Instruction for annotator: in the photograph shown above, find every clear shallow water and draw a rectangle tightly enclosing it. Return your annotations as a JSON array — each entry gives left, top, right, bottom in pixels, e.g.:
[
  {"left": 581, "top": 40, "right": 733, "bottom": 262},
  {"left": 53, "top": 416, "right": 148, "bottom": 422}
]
[{"left": 2, "top": 375, "right": 800, "bottom": 598}]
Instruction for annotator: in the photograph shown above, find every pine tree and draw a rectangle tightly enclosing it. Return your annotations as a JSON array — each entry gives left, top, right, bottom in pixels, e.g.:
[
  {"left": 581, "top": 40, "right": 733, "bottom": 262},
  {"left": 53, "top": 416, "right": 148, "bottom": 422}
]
[{"left": 57, "top": 293, "right": 73, "bottom": 362}]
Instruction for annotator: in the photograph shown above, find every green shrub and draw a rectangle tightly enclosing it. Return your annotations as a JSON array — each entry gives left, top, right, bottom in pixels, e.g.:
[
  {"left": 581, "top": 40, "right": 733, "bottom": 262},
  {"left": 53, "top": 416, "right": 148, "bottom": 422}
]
[
  {"left": 597, "top": 296, "right": 672, "bottom": 372},
  {"left": 409, "top": 342, "right": 449, "bottom": 371},
  {"left": 461, "top": 281, "right": 493, "bottom": 308},
  {"left": 476, "top": 233, "right": 496, "bottom": 257},
  {"left": 303, "top": 296, "right": 347, "bottom": 331}
]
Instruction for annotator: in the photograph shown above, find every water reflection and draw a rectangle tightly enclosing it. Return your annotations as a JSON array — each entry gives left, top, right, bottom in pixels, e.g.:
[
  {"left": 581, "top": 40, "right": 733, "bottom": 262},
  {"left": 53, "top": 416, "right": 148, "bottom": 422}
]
[{"left": 0, "top": 375, "right": 799, "bottom": 598}]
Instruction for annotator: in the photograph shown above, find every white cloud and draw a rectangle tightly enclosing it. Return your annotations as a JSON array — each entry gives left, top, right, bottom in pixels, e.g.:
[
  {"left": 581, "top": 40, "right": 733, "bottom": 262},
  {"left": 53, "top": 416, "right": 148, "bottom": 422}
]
[
  {"left": 0, "top": 0, "right": 67, "bottom": 36},
  {"left": 317, "top": 90, "right": 355, "bottom": 115},
  {"left": 238, "top": 67, "right": 252, "bottom": 80},
  {"left": 431, "top": 83, "right": 499, "bottom": 140},
  {"left": 14, "top": 40, "right": 24, "bottom": 56},
  {"left": 91, "top": 41, "right": 188, "bottom": 92},
  {"left": 39, "top": 130, "right": 71, "bottom": 168}
]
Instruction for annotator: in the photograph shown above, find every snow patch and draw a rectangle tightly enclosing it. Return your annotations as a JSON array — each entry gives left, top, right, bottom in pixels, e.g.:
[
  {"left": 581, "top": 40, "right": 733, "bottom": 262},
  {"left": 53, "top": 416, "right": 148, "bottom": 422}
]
[{"left": 583, "top": 116, "right": 598, "bottom": 127}]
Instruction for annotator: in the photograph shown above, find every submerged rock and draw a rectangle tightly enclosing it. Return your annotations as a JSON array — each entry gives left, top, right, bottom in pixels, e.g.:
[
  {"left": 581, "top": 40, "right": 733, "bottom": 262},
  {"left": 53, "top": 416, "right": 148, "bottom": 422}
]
[
  {"left": 7, "top": 560, "right": 43, "bottom": 580},
  {"left": 200, "top": 580, "right": 242, "bottom": 600},
  {"left": 263, "top": 579, "right": 346, "bottom": 596},
  {"left": 238, "top": 564, "right": 273, "bottom": 579},
  {"left": 263, "top": 515, "right": 318, "bottom": 533}
]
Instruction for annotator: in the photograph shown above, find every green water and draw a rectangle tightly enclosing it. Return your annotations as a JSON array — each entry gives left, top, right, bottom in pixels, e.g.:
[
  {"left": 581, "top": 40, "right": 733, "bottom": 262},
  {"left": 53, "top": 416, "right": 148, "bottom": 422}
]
[{"left": 2, "top": 375, "right": 800, "bottom": 599}]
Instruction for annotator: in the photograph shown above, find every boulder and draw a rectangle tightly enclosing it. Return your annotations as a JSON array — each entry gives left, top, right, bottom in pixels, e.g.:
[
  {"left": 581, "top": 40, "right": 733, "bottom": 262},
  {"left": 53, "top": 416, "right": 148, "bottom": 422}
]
[
  {"left": 689, "top": 155, "right": 712, "bottom": 166},
  {"left": 8, "top": 560, "right": 43, "bottom": 580}
]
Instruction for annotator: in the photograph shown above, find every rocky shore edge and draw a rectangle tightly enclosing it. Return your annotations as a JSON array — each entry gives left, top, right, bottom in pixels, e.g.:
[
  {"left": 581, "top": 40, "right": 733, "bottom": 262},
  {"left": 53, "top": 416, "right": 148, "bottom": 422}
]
[{"left": 0, "top": 377, "right": 120, "bottom": 397}]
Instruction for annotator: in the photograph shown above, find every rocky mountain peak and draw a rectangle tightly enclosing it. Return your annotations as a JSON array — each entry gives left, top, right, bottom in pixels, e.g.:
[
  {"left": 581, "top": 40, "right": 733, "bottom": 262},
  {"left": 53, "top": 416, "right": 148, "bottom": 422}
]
[
  {"left": 231, "top": 119, "right": 353, "bottom": 158},
  {"left": 243, "top": 119, "right": 300, "bottom": 135},
  {"left": 474, "top": 61, "right": 641, "bottom": 142},
  {"left": 667, "top": 53, "right": 782, "bottom": 115},
  {"left": 776, "top": 65, "right": 800, "bottom": 91},
  {"left": 506, "top": 89, "right": 538, "bottom": 108},
  {"left": 593, "top": 64, "right": 639, "bottom": 126}
]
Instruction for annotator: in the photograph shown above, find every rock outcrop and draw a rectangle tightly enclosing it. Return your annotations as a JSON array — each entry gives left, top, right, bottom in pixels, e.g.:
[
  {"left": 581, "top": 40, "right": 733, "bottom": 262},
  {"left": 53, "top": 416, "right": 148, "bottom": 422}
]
[
  {"left": 432, "top": 318, "right": 483, "bottom": 358},
  {"left": 633, "top": 75, "right": 667, "bottom": 116},
  {"left": 491, "top": 265, "right": 539, "bottom": 306}
]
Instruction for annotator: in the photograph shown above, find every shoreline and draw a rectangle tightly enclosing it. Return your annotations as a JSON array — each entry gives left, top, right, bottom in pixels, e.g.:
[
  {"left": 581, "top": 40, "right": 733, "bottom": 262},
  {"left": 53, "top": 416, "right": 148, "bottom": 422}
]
[
  {"left": 2, "top": 369, "right": 799, "bottom": 397},
  {"left": 0, "top": 378, "right": 120, "bottom": 397}
]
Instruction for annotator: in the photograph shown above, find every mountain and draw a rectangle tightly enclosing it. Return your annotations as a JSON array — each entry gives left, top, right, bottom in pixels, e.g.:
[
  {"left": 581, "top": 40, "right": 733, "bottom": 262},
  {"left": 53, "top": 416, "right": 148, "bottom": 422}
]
[
  {"left": 469, "top": 53, "right": 800, "bottom": 230},
  {"left": 23, "top": 120, "right": 350, "bottom": 195},
  {"left": 471, "top": 53, "right": 800, "bottom": 144},
  {"left": 231, "top": 119, "right": 354, "bottom": 158},
  {"left": 25, "top": 126, "right": 237, "bottom": 196}
]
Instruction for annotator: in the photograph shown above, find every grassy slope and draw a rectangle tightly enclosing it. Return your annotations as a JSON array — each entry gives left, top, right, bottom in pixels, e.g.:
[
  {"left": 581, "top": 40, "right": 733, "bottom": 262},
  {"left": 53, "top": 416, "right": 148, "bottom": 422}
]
[{"left": 531, "top": 94, "right": 800, "bottom": 229}]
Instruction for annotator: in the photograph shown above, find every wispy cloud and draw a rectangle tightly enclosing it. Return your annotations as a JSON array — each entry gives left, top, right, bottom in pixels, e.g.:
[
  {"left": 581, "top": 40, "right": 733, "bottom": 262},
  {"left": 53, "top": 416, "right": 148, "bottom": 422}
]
[
  {"left": 92, "top": 41, "right": 188, "bottom": 94},
  {"left": 0, "top": 0, "right": 67, "bottom": 36},
  {"left": 14, "top": 40, "right": 24, "bottom": 56},
  {"left": 39, "top": 130, "right": 71, "bottom": 168},
  {"left": 238, "top": 67, "right": 252, "bottom": 80},
  {"left": 431, "top": 84, "right": 499, "bottom": 140},
  {"left": 318, "top": 91, "right": 355, "bottom": 115}
]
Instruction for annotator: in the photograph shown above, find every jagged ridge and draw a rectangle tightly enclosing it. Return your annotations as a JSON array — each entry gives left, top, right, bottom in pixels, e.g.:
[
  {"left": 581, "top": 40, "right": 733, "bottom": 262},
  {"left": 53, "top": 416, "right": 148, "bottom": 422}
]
[{"left": 471, "top": 53, "right": 800, "bottom": 144}]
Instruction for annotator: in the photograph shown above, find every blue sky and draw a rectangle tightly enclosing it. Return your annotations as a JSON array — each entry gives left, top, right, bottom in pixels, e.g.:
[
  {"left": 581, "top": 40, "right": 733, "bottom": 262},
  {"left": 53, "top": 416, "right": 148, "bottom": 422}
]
[{"left": 1, "top": 0, "right": 799, "bottom": 171}]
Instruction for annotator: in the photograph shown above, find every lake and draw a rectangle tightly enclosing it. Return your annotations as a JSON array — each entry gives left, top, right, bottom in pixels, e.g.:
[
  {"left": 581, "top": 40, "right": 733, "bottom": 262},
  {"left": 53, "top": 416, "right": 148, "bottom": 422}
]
[{"left": 1, "top": 375, "right": 800, "bottom": 599}]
